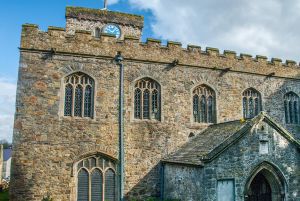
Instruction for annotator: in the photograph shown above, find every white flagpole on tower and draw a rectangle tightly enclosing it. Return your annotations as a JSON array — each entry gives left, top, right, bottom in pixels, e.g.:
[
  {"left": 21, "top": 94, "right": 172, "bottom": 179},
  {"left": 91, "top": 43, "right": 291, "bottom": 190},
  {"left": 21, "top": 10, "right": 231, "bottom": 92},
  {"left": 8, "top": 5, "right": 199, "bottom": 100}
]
[{"left": 103, "top": 0, "right": 108, "bottom": 10}]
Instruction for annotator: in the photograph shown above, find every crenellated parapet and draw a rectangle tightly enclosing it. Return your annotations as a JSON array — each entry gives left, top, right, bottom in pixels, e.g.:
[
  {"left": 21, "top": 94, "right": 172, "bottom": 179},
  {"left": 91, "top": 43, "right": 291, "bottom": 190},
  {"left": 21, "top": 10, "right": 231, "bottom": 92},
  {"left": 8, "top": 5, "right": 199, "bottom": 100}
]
[
  {"left": 20, "top": 24, "right": 300, "bottom": 79},
  {"left": 66, "top": 6, "right": 144, "bottom": 28}
]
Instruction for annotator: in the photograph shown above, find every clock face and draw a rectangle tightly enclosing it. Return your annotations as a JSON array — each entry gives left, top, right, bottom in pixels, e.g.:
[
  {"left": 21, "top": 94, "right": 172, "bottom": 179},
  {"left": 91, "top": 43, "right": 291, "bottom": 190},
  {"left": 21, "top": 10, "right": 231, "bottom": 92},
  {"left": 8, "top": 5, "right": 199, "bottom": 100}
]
[{"left": 103, "top": 24, "right": 121, "bottom": 38}]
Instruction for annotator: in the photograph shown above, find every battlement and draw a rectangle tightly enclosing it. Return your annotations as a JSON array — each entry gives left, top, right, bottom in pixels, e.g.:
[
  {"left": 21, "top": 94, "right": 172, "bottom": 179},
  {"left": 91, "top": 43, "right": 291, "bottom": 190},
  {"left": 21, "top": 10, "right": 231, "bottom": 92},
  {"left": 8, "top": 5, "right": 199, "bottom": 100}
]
[
  {"left": 20, "top": 24, "right": 300, "bottom": 79},
  {"left": 66, "top": 6, "right": 144, "bottom": 28}
]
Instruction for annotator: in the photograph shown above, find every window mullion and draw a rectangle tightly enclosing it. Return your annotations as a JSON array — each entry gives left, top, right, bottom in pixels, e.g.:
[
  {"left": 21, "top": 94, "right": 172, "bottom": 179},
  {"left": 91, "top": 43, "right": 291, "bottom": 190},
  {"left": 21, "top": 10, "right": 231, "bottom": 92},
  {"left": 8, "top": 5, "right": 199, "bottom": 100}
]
[
  {"left": 72, "top": 84, "right": 75, "bottom": 117},
  {"left": 141, "top": 89, "right": 144, "bottom": 120},
  {"left": 149, "top": 89, "right": 153, "bottom": 120},
  {"left": 197, "top": 95, "right": 201, "bottom": 123},
  {"left": 212, "top": 96, "right": 214, "bottom": 123},
  {"left": 298, "top": 100, "right": 300, "bottom": 125},
  {"left": 89, "top": 171, "right": 91, "bottom": 201},
  {"left": 82, "top": 84, "right": 85, "bottom": 117},
  {"left": 246, "top": 97, "right": 249, "bottom": 119},
  {"left": 102, "top": 170, "right": 105, "bottom": 201},
  {"left": 205, "top": 96, "right": 208, "bottom": 123},
  {"left": 286, "top": 100, "right": 290, "bottom": 124}
]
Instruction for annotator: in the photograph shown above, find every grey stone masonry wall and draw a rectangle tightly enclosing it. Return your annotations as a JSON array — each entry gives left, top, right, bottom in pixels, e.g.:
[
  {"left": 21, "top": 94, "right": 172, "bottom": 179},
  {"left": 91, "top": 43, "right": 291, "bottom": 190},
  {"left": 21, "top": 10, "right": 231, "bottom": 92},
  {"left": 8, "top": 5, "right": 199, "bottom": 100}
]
[
  {"left": 65, "top": 7, "right": 143, "bottom": 39},
  {"left": 164, "top": 121, "right": 300, "bottom": 201},
  {"left": 10, "top": 7, "right": 300, "bottom": 201}
]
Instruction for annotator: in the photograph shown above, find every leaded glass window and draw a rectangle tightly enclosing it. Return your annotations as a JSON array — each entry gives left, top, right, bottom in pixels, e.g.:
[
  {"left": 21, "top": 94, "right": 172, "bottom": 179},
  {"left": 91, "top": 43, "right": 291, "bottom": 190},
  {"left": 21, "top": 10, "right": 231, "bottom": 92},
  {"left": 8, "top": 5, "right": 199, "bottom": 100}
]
[
  {"left": 134, "top": 78, "right": 161, "bottom": 120},
  {"left": 193, "top": 95, "right": 199, "bottom": 122},
  {"left": 134, "top": 89, "right": 141, "bottom": 118},
  {"left": 284, "top": 92, "right": 299, "bottom": 124},
  {"left": 104, "top": 169, "right": 116, "bottom": 201},
  {"left": 143, "top": 89, "right": 150, "bottom": 119},
  {"left": 193, "top": 85, "right": 216, "bottom": 123},
  {"left": 95, "top": 27, "right": 101, "bottom": 38},
  {"left": 84, "top": 85, "right": 93, "bottom": 117},
  {"left": 243, "top": 88, "right": 262, "bottom": 119},
  {"left": 76, "top": 155, "right": 117, "bottom": 201},
  {"left": 91, "top": 170, "right": 102, "bottom": 201},
  {"left": 75, "top": 85, "right": 83, "bottom": 117},
  {"left": 64, "top": 84, "right": 73, "bottom": 116},
  {"left": 77, "top": 169, "right": 89, "bottom": 201},
  {"left": 64, "top": 72, "right": 94, "bottom": 118}
]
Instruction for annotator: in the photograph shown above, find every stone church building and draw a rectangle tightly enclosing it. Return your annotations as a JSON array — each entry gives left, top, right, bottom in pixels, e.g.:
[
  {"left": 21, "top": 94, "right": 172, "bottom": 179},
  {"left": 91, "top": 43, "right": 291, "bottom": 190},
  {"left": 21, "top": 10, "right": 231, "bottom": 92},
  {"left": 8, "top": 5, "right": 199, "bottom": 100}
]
[{"left": 10, "top": 6, "right": 300, "bottom": 201}]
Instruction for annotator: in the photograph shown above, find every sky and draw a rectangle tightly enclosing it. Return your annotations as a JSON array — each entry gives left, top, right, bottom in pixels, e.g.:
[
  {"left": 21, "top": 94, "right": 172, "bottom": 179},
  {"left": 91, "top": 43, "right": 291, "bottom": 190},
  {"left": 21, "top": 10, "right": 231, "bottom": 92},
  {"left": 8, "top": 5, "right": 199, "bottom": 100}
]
[{"left": 1, "top": 0, "right": 300, "bottom": 142}]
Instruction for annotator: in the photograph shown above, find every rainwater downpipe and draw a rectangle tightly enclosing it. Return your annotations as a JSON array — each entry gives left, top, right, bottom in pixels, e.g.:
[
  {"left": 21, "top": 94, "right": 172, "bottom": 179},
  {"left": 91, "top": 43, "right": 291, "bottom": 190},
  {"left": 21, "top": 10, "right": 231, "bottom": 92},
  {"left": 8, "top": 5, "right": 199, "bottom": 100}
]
[{"left": 115, "top": 51, "right": 125, "bottom": 201}]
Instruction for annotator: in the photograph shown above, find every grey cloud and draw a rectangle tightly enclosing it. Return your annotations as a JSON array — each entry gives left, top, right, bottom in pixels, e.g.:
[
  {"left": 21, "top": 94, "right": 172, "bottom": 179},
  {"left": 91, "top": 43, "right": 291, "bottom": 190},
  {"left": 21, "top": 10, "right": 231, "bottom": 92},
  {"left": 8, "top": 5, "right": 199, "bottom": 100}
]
[{"left": 129, "top": 0, "right": 300, "bottom": 61}]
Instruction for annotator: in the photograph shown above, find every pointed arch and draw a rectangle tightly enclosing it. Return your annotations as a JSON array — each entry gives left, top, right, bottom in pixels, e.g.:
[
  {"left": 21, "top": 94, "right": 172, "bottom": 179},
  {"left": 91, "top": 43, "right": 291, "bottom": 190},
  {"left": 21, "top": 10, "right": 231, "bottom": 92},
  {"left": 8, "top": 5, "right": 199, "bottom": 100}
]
[
  {"left": 243, "top": 88, "right": 262, "bottom": 119},
  {"left": 77, "top": 169, "right": 89, "bottom": 201},
  {"left": 91, "top": 169, "right": 103, "bottom": 201},
  {"left": 133, "top": 77, "right": 161, "bottom": 120},
  {"left": 64, "top": 72, "right": 94, "bottom": 118},
  {"left": 244, "top": 162, "right": 286, "bottom": 201},
  {"left": 75, "top": 153, "right": 117, "bottom": 201},
  {"left": 192, "top": 84, "right": 216, "bottom": 123},
  {"left": 104, "top": 168, "right": 116, "bottom": 201},
  {"left": 284, "top": 91, "right": 299, "bottom": 124}
]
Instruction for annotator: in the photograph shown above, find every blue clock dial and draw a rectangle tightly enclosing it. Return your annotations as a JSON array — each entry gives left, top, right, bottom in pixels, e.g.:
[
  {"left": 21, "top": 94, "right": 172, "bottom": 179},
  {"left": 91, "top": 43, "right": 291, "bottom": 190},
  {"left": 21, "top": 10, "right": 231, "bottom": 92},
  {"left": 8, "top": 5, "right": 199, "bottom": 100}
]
[{"left": 103, "top": 24, "right": 121, "bottom": 38}]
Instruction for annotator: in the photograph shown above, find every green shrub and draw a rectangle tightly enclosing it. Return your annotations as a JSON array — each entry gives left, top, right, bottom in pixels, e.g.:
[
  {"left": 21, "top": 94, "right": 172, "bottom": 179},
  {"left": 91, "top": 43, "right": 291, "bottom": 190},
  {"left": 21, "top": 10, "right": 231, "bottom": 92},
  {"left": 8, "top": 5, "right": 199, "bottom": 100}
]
[
  {"left": 41, "top": 194, "right": 53, "bottom": 201},
  {"left": 0, "top": 189, "right": 9, "bottom": 201}
]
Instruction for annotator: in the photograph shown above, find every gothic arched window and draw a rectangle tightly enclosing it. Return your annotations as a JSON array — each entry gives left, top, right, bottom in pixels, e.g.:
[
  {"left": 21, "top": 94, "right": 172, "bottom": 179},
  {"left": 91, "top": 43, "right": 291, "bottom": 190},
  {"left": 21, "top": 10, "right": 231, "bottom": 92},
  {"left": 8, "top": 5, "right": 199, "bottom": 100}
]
[
  {"left": 95, "top": 27, "right": 101, "bottom": 38},
  {"left": 76, "top": 155, "right": 117, "bottom": 201},
  {"left": 284, "top": 92, "right": 299, "bottom": 124},
  {"left": 193, "top": 85, "right": 216, "bottom": 123},
  {"left": 64, "top": 72, "right": 94, "bottom": 118},
  {"left": 243, "top": 88, "right": 262, "bottom": 119},
  {"left": 134, "top": 78, "right": 161, "bottom": 120}
]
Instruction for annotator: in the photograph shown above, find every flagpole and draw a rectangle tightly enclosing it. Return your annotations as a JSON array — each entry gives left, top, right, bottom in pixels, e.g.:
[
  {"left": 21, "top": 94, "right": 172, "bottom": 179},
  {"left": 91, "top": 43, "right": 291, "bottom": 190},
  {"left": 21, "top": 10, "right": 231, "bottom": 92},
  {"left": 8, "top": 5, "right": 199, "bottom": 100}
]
[{"left": 104, "top": 0, "right": 108, "bottom": 10}]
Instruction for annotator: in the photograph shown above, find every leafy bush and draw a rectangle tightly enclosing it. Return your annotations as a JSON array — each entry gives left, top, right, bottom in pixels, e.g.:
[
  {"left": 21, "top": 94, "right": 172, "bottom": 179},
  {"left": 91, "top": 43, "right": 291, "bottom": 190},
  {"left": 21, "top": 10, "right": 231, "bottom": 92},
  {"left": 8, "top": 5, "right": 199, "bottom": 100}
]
[{"left": 41, "top": 194, "right": 53, "bottom": 201}]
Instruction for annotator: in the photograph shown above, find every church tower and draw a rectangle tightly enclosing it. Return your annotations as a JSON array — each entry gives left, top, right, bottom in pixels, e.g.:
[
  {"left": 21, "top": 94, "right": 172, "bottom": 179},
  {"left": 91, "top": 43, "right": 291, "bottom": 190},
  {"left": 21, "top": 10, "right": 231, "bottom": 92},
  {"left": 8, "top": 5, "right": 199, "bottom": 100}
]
[{"left": 65, "top": 7, "right": 144, "bottom": 39}]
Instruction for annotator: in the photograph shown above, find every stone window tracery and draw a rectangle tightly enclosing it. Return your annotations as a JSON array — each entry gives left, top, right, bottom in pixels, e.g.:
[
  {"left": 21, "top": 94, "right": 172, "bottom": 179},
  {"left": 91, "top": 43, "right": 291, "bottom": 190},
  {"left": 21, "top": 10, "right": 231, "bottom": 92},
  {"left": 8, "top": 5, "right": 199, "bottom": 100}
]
[
  {"left": 76, "top": 155, "right": 117, "bottom": 201},
  {"left": 243, "top": 88, "right": 262, "bottom": 119},
  {"left": 193, "top": 84, "right": 216, "bottom": 123},
  {"left": 64, "top": 72, "right": 94, "bottom": 118},
  {"left": 284, "top": 92, "right": 299, "bottom": 124},
  {"left": 134, "top": 78, "right": 161, "bottom": 120}
]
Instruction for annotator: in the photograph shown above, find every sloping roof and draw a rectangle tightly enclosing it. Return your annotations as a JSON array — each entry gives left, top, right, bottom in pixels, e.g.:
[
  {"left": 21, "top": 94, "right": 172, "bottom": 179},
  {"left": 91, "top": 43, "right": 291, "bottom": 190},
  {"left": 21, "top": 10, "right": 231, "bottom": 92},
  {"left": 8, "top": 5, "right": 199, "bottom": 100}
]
[
  {"left": 163, "top": 112, "right": 300, "bottom": 166},
  {"left": 3, "top": 149, "right": 12, "bottom": 161}
]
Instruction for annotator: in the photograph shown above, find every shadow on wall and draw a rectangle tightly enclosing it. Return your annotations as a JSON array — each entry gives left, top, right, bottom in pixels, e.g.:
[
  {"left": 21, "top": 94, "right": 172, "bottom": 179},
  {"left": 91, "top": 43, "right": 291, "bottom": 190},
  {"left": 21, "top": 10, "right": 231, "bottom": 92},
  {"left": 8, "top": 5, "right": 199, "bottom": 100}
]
[{"left": 125, "top": 163, "right": 162, "bottom": 201}]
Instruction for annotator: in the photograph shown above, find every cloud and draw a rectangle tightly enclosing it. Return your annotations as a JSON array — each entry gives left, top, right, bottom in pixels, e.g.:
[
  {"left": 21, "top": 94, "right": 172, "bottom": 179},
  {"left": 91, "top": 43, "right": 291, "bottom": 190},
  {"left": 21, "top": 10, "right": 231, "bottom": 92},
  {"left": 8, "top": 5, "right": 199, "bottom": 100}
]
[
  {"left": 107, "top": 0, "right": 119, "bottom": 6},
  {"left": 129, "top": 0, "right": 300, "bottom": 61},
  {"left": 0, "top": 77, "right": 16, "bottom": 143}
]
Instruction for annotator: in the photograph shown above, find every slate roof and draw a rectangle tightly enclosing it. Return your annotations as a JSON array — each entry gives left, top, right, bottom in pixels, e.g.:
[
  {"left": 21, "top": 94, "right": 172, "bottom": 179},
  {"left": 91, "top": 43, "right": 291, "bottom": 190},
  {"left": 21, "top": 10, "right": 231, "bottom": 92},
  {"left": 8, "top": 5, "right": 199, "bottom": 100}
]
[
  {"left": 3, "top": 149, "right": 12, "bottom": 161},
  {"left": 163, "top": 112, "right": 300, "bottom": 166}
]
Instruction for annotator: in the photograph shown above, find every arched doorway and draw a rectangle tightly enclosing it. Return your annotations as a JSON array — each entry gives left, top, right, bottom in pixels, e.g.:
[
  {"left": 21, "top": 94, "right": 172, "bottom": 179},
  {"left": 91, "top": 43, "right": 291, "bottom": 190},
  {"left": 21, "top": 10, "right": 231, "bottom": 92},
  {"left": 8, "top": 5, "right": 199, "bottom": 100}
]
[
  {"left": 244, "top": 162, "right": 286, "bottom": 201},
  {"left": 248, "top": 172, "right": 272, "bottom": 201}
]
